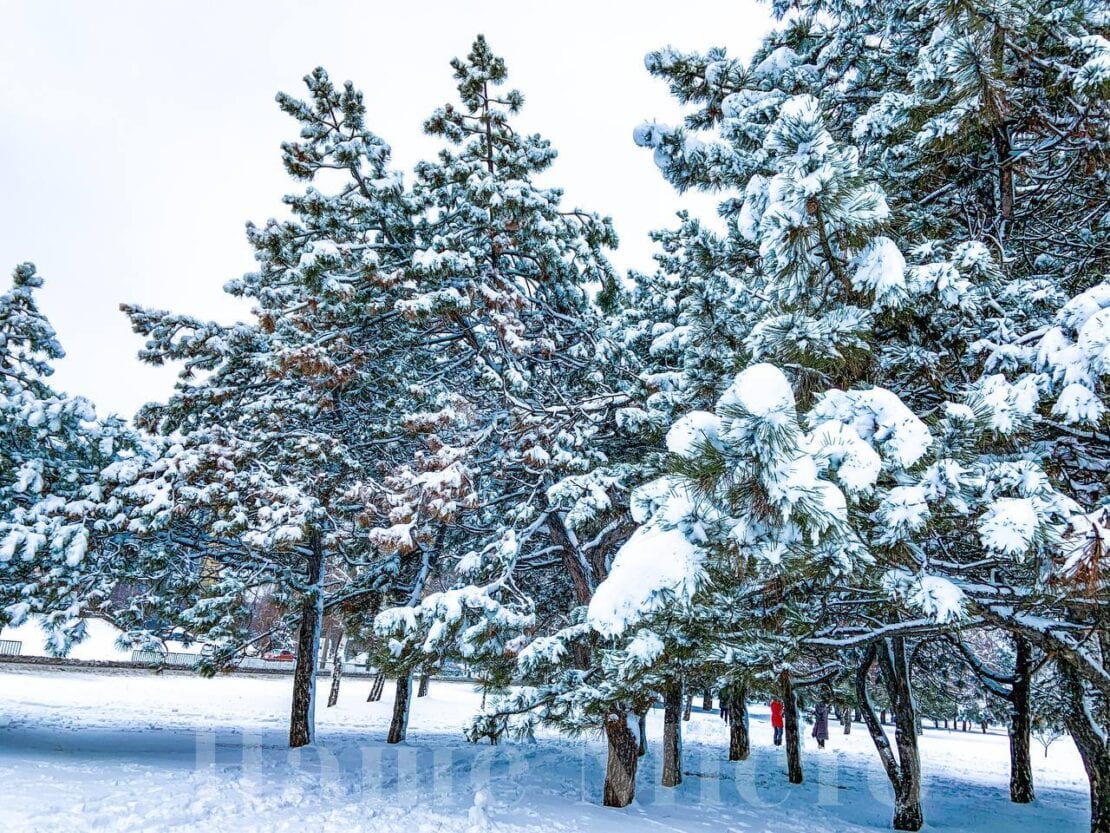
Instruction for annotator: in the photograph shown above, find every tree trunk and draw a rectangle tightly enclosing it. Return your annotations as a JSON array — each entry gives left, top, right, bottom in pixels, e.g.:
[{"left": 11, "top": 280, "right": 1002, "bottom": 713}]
[
  {"left": 417, "top": 673, "right": 430, "bottom": 697},
  {"left": 603, "top": 709, "right": 639, "bottom": 808},
  {"left": 702, "top": 690, "right": 714, "bottom": 711},
  {"left": 367, "top": 671, "right": 385, "bottom": 702},
  {"left": 387, "top": 671, "right": 413, "bottom": 744},
  {"left": 1059, "top": 661, "right": 1110, "bottom": 833},
  {"left": 637, "top": 707, "right": 648, "bottom": 757},
  {"left": 288, "top": 542, "right": 324, "bottom": 748},
  {"left": 326, "top": 633, "right": 343, "bottom": 708},
  {"left": 857, "top": 639, "right": 924, "bottom": 831},
  {"left": 662, "top": 680, "right": 683, "bottom": 787},
  {"left": 727, "top": 685, "right": 750, "bottom": 761},
  {"left": 682, "top": 691, "right": 693, "bottom": 722},
  {"left": 1009, "top": 635, "right": 1035, "bottom": 803},
  {"left": 780, "top": 671, "right": 803, "bottom": 784}
]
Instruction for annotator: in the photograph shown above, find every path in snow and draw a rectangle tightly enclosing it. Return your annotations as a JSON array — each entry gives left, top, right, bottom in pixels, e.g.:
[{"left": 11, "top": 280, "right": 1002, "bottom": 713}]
[{"left": 0, "top": 665, "right": 1091, "bottom": 832}]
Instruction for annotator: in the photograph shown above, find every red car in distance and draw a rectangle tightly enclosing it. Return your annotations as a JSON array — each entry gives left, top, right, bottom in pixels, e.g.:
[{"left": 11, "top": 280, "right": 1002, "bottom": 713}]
[{"left": 262, "top": 649, "right": 296, "bottom": 662}]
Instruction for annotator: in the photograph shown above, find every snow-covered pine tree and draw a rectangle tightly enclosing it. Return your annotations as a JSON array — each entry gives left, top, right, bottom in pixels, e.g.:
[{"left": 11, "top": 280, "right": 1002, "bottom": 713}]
[
  {"left": 0, "top": 264, "right": 127, "bottom": 651},
  {"left": 632, "top": 4, "right": 1109, "bottom": 828},
  {"left": 370, "top": 36, "right": 633, "bottom": 741},
  {"left": 105, "top": 67, "right": 422, "bottom": 748}
]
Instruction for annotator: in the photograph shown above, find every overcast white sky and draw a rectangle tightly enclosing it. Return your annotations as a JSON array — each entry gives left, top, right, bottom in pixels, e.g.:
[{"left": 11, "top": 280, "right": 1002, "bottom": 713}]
[{"left": 0, "top": 0, "right": 770, "bottom": 418}]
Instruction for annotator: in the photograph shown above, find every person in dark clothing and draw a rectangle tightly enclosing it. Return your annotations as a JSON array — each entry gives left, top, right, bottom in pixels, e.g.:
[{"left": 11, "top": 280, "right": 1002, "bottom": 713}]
[
  {"left": 771, "top": 698, "right": 784, "bottom": 746},
  {"left": 813, "top": 702, "right": 830, "bottom": 748}
]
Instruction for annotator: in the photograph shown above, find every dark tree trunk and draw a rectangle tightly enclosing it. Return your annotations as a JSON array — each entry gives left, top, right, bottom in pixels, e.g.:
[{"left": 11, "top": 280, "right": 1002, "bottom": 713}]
[
  {"left": 367, "top": 671, "right": 385, "bottom": 702},
  {"left": 856, "top": 639, "right": 924, "bottom": 831},
  {"left": 288, "top": 541, "right": 324, "bottom": 748},
  {"left": 1009, "top": 635, "right": 1035, "bottom": 803},
  {"left": 662, "top": 680, "right": 683, "bottom": 787},
  {"left": 546, "top": 509, "right": 593, "bottom": 607},
  {"left": 637, "top": 707, "right": 648, "bottom": 757},
  {"left": 682, "top": 691, "right": 693, "bottom": 722},
  {"left": 703, "top": 690, "right": 714, "bottom": 711},
  {"left": 326, "top": 634, "right": 343, "bottom": 708},
  {"left": 727, "top": 685, "right": 750, "bottom": 761},
  {"left": 387, "top": 671, "right": 413, "bottom": 744},
  {"left": 842, "top": 707, "right": 852, "bottom": 735},
  {"left": 603, "top": 709, "right": 639, "bottom": 808},
  {"left": 417, "top": 673, "right": 430, "bottom": 697},
  {"left": 1059, "top": 661, "right": 1110, "bottom": 833},
  {"left": 781, "top": 671, "right": 803, "bottom": 784}
]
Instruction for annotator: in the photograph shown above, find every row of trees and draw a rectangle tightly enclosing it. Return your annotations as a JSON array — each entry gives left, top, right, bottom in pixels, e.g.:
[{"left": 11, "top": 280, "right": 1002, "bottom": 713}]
[{"left": 1, "top": 2, "right": 1108, "bottom": 831}]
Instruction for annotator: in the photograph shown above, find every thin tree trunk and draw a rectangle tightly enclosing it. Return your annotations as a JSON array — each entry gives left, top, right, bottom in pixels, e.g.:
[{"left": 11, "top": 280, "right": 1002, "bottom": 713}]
[
  {"left": 662, "top": 680, "right": 683, "bottom": 787},
  {"left": 728, "top": 685, "right": 750, "bottom": 761},
  {"left": 682, "top": 691, "right": 693, "bottom": 722},
  {"left": 703, "top": 689, "right": 714, "bottom": 711},
  {"left": 781, "top": 671, "right": 803, "bottom": 784},
  {"left": 1010, "top": 635, "right": 1035, "bottom": 803},
  {"left": 417, "top": 672, "right": 430, "bottom": 697},
  {"left": 603, "top": 708, "right": 639, "bottom": 808},
  {"left": 637, "top": 707, "right": 648, "bottom": 757},
  {"left": 886, "top": 638, "right": 924, "bottom": 831},
  {"left": 387, "top": 671, "right": 413, "bottom": 744},
  {"left": 367, "top": 671, "right": 385, "bottom": 702},
  {"left": 326, "top": 632, "right": 343, "bottom": 708},
  {"left": 857, "top": 639, "right": 924, "bottom": 831},
  {"left": 288, "top": 541, "right": 324, "bottom": 748}
]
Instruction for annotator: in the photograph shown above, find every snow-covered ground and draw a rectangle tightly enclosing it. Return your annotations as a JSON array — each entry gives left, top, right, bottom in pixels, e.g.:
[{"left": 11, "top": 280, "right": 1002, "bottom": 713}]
[{"left": 0, "top": 665, "right": 1090, "bottom": 832}]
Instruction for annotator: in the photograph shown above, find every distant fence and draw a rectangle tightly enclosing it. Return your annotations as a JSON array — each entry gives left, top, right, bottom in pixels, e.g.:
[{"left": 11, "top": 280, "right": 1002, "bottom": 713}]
[
  {"left": 0, "top": 639, "right": 21, "bottom": 657},
  {"left": 131, "top": 650, "right": 199, "bottom": 668},
  {"left": 126, "top": 650, "right": 375, "bottom": 676}
]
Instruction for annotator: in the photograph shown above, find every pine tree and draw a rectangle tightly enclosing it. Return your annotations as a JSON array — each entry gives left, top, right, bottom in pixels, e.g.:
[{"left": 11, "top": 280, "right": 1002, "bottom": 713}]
[
  {"left": 0, "top": 264, "right": 126, "bottom": 651},
  {"left": 370, "top": 36, "right": 631, "bottom": 740},
  {"left": 104, "top": 68, "right": 422, "bottom": 748}
]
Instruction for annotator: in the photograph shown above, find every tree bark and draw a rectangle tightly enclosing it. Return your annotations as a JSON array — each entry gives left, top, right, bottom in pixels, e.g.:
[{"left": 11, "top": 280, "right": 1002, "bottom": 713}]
[
  {"left": 727, "top": 685, "right": 750, "bottom": 761},
  {"left": 288, "top": 541, "right": 324, "bottom": 748},
  {"left": 1009, "top": 635, "right": 1035, "bottom": 803},
  {"left": 326, "top": 632, "right": 343, "bottom": 708},
  {"left": 702, "top": 689, "right": 714, "bottom": 711},
  {"left": 417, "top": 672, "right": 430, "bottom": 697},
  {"left": 367, "top": 671, "right": 385, "bottom": 702},
  {"left": 637, "top": 707, "right": 648, "bottom": 757},
  {"left": 603, "top": 708, "right": 639, "bottom": 808},
  {"left": 1059, "top": 660, "right": 1110, "bottom": 833},
  {"left": 781, "top": 671, "right": 803, "bottom": 784},
  {"left": 682, "top": 691, "right": 693, "bottom": 722},
  {"left": 387, "top": 671, "right": 413, "bottom": 744},
  {"left": 662, "top": 680, "right": 683, "bottom": 787},
  {"left": 856, "top": 639, "right": 924, "bottom": 831}
]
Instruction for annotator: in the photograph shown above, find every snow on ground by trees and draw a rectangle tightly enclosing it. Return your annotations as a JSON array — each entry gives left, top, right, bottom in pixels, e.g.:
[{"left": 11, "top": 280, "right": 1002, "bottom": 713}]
[{"left": 0, "top": 667, "right": 1091, "bottom": 833}]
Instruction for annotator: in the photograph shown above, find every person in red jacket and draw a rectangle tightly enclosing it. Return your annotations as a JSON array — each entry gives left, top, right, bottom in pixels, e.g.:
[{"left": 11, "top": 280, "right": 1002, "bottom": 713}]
[{"left": 770, "top": 698, "right": 784, "bottom": 746}]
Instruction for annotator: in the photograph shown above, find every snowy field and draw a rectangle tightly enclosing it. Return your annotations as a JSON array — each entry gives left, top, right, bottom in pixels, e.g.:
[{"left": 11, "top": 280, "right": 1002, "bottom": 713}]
[{"left": 0, "top": 665, "right": 1091, "bottom": 833}]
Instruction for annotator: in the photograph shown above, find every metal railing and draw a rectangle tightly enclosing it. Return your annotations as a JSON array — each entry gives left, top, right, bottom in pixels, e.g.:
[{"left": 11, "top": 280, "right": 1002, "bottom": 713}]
[
  {"left": 0, "top": 639, "right": 21, "bottom": 656},
  {"left": 130, "top": 650, "right": 199, "bottom": 668}
]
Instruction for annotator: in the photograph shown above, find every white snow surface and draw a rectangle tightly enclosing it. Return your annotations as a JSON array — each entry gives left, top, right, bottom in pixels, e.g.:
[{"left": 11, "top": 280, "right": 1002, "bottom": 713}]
[
  {"left": 717, "top": 363, "right": 795, "bottom": 424},
  {"left": 587, "top": 520, "right": 704, "bottom": 638},
  {"left": 0, "top": 666, "right": 1090, "bottom": 833},
  {"left": 665, "top": 410, "right": 722, "bottom": 458}
]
